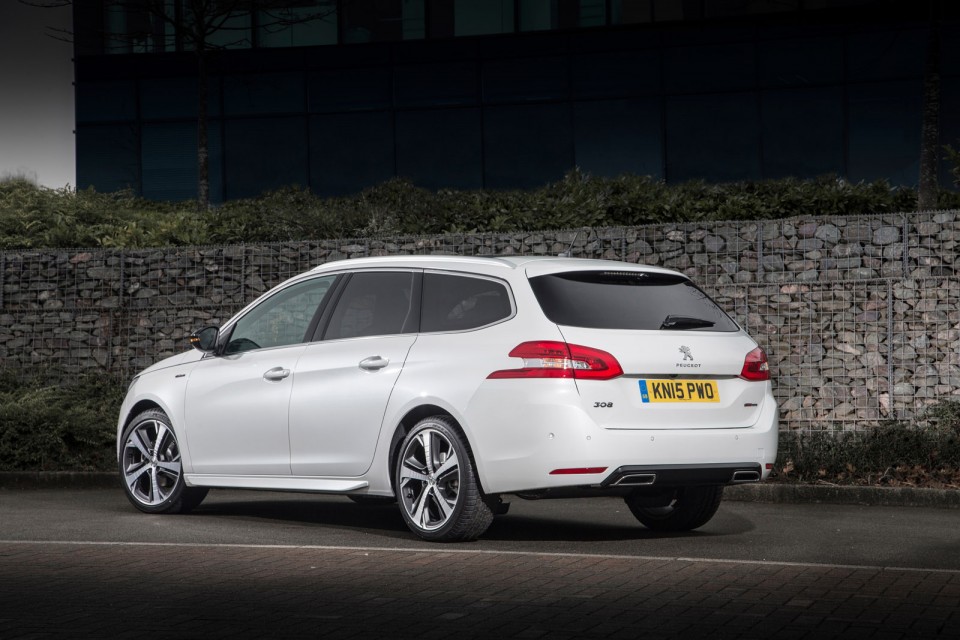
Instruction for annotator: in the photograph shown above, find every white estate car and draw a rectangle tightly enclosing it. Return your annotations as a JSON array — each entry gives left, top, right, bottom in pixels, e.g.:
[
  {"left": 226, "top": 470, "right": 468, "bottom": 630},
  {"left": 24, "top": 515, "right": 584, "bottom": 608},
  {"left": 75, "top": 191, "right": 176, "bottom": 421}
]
[{"left": 117, "top": 256, "right": 778, "bottom": 541}]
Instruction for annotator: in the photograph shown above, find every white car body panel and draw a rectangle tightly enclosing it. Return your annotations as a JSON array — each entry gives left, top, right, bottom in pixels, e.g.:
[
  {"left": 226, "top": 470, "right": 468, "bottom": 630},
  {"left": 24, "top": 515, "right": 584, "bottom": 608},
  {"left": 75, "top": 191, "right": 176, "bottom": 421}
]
[
  {"left": 557, "top": 326, "right": 768, "bottom": 431},
  {"left": 184, "top": 345, "right": 305, "bottom": 475},
  {"left": 288, "top": 335, "right": 417, "bottom": 476}
]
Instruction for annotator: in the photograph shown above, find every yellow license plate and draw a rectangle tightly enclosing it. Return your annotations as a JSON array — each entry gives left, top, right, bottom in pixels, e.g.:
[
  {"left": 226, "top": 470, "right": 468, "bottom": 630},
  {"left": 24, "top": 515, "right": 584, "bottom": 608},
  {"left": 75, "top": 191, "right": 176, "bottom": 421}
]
[{"left": 639, "top": 379, "right": 720, "bottom": 403}]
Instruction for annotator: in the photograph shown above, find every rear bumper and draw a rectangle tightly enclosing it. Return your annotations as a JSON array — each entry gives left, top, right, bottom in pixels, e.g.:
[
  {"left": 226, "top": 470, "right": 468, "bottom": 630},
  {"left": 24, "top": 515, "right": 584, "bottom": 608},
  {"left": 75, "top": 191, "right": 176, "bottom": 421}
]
[{"left": 466, "top": 381, "right": 779, "bottom": 494}]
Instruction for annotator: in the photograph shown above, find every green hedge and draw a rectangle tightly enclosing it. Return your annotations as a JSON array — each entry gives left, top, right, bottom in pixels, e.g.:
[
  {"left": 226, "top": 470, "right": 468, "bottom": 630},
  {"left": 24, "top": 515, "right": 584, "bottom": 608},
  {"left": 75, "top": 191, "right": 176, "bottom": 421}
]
[
  {"left": 0, "top": 371, "right": 124, "bottom": 471},
  {"left": 776, "top": 405, "right": 960, "bottom": 487},
  {"left": 3, "top": 174, "right": 956, "bottom": 250}
]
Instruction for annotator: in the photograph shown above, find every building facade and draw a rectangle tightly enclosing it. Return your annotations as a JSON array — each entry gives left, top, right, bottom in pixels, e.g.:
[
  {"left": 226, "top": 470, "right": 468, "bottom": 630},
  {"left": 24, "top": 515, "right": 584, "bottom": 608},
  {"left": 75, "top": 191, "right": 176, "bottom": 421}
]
[{"left": 73, "top": 1, "right": 960, "bottom": 203}]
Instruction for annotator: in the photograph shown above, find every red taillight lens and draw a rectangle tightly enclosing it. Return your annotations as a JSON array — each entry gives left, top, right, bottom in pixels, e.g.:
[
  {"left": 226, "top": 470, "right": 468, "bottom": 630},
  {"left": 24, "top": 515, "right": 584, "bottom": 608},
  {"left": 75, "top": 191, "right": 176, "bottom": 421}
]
[
  {"left": 740, "top": 346, "right": 770, "bottom": 381},
  {"left": 488, "top": 341, "right": 623, "bottom": 380}
]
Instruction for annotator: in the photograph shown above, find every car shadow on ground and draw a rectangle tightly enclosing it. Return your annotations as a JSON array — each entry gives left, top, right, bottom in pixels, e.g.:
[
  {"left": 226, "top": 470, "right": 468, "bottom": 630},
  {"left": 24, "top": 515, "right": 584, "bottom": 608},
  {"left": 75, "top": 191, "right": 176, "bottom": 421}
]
[
  {"left": 186, "top": 493, "right": 754, "bottom": 543},
  {"left": 192, "top": 497, "right": 413, "bottom": 536}
]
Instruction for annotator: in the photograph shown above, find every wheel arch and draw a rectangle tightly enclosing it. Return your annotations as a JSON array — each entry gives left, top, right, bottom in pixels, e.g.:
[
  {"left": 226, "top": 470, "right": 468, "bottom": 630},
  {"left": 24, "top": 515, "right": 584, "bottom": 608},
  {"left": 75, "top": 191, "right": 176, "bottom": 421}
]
[
  {"left": 388, "top": 404, "right": 486, "bottom": 496},
  {"left": 116, "top": 396, "right": 181, "bottom": 461}
]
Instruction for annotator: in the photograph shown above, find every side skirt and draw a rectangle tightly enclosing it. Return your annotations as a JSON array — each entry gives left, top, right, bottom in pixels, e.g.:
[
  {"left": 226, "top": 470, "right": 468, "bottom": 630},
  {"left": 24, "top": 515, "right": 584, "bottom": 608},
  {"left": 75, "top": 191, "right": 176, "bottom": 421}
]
[{"left": 184, "top": 474, "right": 369, "bottom": 493}]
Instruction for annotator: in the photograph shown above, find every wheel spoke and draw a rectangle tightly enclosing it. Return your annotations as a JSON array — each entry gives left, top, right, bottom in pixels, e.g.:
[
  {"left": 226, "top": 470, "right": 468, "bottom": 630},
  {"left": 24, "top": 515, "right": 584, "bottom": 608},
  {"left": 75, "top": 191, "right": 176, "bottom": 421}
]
[
  {"left": 411, "top": 487, "right": 430, "bottom": 527},
  {"left": 150, "top": 467, "right": 162, "bottom": 503},
  {"left": 156, "top": 459, "right": 181, "bottom": 475},
  {"left": 124, "top": 462, "right": 149, "bottom": 492},
  {"left": 433, "top": 488, "right": 455, "bottom": 521},
  {"left": 128, "top": 429, "right": 152, "bottom": 459},
  {"left": 419, "top": 432, "right": 434, "bottom": 474},
  {"left": 434, "top": 451, "right": 458, "bottom": 479},
  {"left": 399, "top": 465, "right": 429, "bottom": 483},
  {"left": 153, "top": 422, "right": 169, "bottom": 456}
]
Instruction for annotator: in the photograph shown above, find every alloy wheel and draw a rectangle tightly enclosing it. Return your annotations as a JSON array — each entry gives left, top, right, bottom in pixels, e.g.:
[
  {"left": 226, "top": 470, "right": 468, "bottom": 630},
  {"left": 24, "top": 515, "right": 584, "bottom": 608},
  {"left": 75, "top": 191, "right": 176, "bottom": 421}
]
[
  {"left": 122, "top": 419, "right": 183, "bottom": 507},
  {"left": 398, "top": 427, "right": 461, "bottom": 532}
]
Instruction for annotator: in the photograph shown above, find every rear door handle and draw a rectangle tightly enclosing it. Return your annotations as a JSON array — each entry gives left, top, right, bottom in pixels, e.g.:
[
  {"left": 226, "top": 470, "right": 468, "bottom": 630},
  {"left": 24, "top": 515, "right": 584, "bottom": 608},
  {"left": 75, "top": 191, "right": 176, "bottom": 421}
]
[
  {"left": 263, "top": 367, "right": 291, "bottom": 382},
  {"left": 359, "top": 356, "right": 389, "bottom": 371}
]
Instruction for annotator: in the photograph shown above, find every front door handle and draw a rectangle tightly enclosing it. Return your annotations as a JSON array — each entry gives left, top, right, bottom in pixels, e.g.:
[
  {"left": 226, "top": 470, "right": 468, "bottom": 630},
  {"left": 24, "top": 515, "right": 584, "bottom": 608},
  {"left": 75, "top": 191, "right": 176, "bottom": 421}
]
[
  {"left": 359, "top": 356, "right": 389, "bottom": 371},
  {"left": 263, "top": 367, "right": 291, "bottom": 382}
]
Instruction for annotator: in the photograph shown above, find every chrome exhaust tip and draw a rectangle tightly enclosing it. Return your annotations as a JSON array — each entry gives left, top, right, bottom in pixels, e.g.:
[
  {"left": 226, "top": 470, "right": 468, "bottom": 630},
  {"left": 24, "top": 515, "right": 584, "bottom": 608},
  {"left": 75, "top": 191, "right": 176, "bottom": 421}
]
[
  {"left": 613, "top": 473, "right": 657, "bottom": 486},
  {"left": 732, "top": 470, "right": 761, "bottom": 483}
]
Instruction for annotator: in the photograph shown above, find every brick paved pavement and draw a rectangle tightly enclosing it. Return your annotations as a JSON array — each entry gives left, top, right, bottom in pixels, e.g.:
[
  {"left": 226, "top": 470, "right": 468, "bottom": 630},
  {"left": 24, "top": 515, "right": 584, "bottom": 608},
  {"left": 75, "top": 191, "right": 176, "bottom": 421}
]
[{"left": 1, "top": 541, "right": 957, "bottom": 639}]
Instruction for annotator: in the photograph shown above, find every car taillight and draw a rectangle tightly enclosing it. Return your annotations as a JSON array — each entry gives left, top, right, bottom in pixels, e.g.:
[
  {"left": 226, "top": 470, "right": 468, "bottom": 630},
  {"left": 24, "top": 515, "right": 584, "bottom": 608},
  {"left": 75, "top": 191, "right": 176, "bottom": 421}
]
[
  {"left": 488, "top": 341, "right": 623, "bottom": 380},
  {"left": 739, "top": 346, "right": 770, "bottom": 381}
]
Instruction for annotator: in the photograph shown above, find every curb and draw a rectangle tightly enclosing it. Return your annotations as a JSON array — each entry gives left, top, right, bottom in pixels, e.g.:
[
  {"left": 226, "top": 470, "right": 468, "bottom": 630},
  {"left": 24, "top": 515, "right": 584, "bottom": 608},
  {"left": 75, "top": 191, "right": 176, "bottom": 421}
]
[
  {"left": 0, "top": 472, "right": 118, "bottom": 490},
  {"left": 725, "top": 483, "right": 960, "bottom": 509},
  {"left": 1, "top": 473, "right": 957, "bottom": 509}
]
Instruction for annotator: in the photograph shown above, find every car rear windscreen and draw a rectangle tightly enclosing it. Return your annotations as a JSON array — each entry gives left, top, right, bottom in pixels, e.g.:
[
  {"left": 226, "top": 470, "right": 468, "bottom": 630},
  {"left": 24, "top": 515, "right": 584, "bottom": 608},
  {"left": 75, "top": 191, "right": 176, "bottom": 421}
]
[{"left": 529, "top": 271, "right": 740, "bottom": 332}]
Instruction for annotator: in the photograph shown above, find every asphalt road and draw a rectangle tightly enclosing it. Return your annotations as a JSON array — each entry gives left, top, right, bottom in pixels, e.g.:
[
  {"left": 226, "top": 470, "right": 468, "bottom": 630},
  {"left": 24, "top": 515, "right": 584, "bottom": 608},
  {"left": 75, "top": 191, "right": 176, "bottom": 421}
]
[
  {"left": 1, "top": 488, "right": 958, "bottom": 569},
  {"left": 1, "top": 488, "right": 958, "bottom": 638}
]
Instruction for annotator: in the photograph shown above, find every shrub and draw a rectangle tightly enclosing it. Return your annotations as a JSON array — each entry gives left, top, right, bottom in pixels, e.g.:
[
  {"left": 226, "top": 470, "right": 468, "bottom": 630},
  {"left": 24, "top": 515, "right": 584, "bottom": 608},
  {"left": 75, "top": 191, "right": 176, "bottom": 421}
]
[
  {"left": 775, "top": 409, "right": 960, "bottom": 487},
  {"left": 0, "top": 370, "right": 125, "bottom": 471},
  {"left": 3, "top": 174, "right": 957, "bottom": 250}
]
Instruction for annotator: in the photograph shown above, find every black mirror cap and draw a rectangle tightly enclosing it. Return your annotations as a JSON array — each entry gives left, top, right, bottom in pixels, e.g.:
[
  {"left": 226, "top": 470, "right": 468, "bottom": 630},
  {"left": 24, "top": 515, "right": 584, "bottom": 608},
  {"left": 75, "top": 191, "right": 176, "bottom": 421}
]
[{"left": 189, "top": 326, "right": 219, "bottom": 353}]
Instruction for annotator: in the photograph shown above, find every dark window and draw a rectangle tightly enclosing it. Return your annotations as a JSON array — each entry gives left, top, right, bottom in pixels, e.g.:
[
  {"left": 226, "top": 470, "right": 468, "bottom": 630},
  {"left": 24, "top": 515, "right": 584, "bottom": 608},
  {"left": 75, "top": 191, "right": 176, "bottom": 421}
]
[
  {"left": 224, "top": 116, "right": 309, "bottom": 199},
  {"left": 574, "top": 99, "right": 663, "bottom": 179},
  {"left": 483, "top": 104, "right": 573, "bottom": 189},
  {"left": 421, "top": 274, "right": 512, "bottom": 332},
  {"left": 429, "top": 0, "right": 515, "bottom": 38},
  {"left": 704, "top": 0, "right": 799, "bottom": 18},
  {"left": 76, "top": 124, "right": 140, "bottom": 193},
  {"left": 761, "top": 87, "right": 844, "bottom": 179},
  {"left": 258, "top": 0, "right": 338, "bottom": 47},
  {"left": 324, "top": 272, "right": 418, "bottom": 340},
  {"left": 309, "top": 111, "right": 394, "bottom": 196},
  {"left": 103, "top": 0, "right": 177, "bottom": 53},
  {"left": 529, "top": 271, "right": 739, "bottom": 331},
  {"left": 76, "top": 81, "right": 137, "bottom": 123},
  {"left": 224, "top": 73, "right": 304, "bottom": 115},
  {"left": 396, "top": 108, "right": 483, "bottom": 190},
  {"left": 519, "top": 0, "right": 606, "bottom": 31},
  {"left": 342, "top": 0, "right": 424, "bottom": 42},
  {"left": 225, "top": 275, "right": 337, "bottom": 354},
  {"left": 610, "top": 0, "right": 652, "bottom": 23},
  {"left": 141, "top": 122, "right": 198, "bottom": 201},
  {"left": 847, "top": 81, "right": 922, "bottom": 187},
  {"left": 665, "top": 92, "right": 761, "bottom": 182}
]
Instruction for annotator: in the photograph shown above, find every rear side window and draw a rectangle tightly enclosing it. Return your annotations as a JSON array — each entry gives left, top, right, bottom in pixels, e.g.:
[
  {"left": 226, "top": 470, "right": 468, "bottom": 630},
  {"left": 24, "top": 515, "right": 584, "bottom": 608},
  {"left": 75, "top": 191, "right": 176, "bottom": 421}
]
[
  {"left": 323, "top": 272, "right": 417, "bottom": 340},
  {"left": 421, "top": 273, "right": 512, "bottom": 332},
  {"left": 529, "top": 271, "right": 739, "bottom": 332}
]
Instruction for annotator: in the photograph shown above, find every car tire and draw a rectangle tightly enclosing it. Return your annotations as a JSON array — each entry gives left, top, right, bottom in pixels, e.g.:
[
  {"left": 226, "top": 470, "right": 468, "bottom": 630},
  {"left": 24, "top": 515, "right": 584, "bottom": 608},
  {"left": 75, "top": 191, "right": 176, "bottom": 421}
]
[
  {"left": 625, "top": 485, "right": 724, "bottom": 532},
  {"left": 119, "top": 409, "right": 208, "bottom": 514},
  {"left": 395, "top": 416, "right": 493, "bottom": 542}
]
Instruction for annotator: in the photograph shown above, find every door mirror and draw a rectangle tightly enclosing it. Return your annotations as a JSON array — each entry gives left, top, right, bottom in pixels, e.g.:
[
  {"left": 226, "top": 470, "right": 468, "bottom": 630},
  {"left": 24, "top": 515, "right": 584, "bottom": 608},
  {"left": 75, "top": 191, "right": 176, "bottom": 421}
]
[{"left": 189, "top": 326, "right": 220, "bottom": 353}]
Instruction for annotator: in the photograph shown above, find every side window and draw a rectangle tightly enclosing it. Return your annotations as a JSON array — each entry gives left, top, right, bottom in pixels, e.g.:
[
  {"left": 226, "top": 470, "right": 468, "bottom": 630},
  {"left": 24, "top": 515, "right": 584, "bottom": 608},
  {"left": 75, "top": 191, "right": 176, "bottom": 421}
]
[
  {"left": 323, "top": 272, "right": 417, "bottom": 340},
  {"left": 225, "top": 275, "right": 336, "bottom": 354},
  {"left": 421, "top": 273, "right": 512, "bottom": 332}
]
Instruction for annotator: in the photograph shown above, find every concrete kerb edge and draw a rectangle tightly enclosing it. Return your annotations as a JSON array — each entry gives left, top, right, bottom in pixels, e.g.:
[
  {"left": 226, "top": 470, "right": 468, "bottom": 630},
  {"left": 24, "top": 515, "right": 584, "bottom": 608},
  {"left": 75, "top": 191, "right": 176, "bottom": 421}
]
[
  {"left": 0, "top": 472, "right": 957, "bottom": 508},
  {"left": 0, "top": 472, "right": 119, "bottom": 490},
  {"left": 725, "top": 483, "right": 960, "bottom": 509}
]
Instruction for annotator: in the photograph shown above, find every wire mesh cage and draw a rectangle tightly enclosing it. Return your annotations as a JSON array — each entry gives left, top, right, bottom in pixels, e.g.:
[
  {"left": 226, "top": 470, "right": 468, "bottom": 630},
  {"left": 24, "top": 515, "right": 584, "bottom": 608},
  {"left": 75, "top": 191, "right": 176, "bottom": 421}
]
[{"left": 2, "top": 210, "right": 958, "bottom": 431}]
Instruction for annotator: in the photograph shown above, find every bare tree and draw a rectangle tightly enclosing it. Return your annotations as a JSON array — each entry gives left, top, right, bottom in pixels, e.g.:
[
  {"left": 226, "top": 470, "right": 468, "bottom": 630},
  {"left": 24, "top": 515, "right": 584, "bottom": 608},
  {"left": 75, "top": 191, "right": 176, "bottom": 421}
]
[
  {"left": 24, "top": 0, "right": 338, "bottom": 209},
  {"left": 918, "top": 0, "right": 941, "bottom": 211}
]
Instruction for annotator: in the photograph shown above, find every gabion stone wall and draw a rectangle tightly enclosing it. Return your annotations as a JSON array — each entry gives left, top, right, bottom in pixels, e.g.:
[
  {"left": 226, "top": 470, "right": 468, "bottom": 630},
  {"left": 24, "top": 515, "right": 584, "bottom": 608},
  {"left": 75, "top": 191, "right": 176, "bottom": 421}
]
[{"left": 2, "top": 210, "right": 958, "bottom": 431}]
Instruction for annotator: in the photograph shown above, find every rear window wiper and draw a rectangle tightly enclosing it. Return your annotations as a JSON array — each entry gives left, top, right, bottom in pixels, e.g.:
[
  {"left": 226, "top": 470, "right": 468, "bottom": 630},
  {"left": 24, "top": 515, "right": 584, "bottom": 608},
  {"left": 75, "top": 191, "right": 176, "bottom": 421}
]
[{"left": 659, "top": 315, "right": 716, "bottom": 330}]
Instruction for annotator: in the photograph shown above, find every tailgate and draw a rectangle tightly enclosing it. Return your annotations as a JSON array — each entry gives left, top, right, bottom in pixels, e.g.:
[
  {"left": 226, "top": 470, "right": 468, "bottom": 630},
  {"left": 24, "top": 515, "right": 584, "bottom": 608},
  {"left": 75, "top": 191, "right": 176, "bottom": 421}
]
[{"left": 558, "top": 326, "right": 767, "bottom": 430}]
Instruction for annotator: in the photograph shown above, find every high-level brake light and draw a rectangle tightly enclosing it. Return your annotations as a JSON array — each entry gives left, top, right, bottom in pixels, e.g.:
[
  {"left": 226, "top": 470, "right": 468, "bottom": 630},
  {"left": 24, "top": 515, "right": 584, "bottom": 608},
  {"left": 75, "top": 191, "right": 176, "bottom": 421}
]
[
  {"left": 739, "top": 346, "right": 770, "bottom": 381},
  {"left": 487, "top": 341, "right": 624, "bottom": 380}
]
